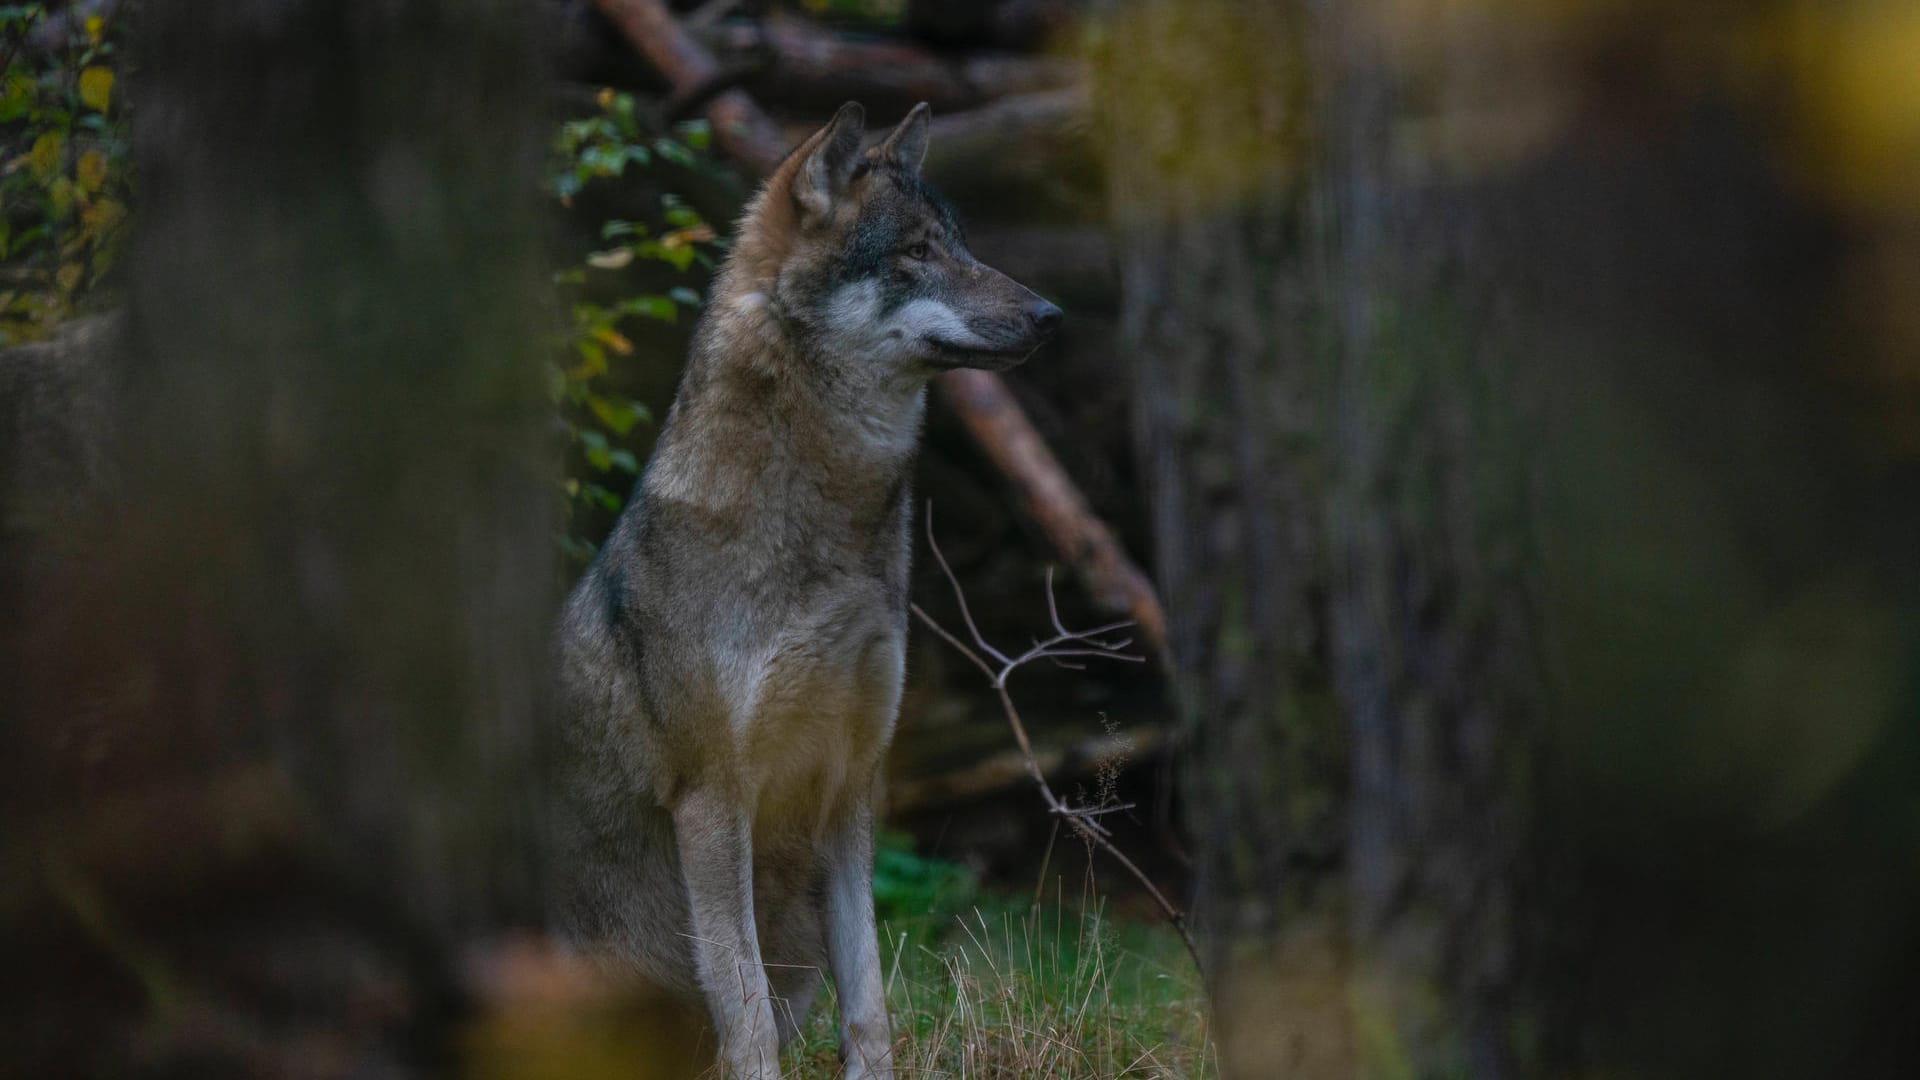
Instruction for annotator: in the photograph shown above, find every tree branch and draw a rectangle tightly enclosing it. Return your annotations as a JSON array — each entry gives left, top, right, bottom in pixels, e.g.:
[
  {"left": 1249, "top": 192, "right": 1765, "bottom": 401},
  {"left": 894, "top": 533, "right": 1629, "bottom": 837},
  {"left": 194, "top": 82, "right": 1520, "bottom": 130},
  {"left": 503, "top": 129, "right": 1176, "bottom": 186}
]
[
  {"left": 696, "top": 15, "right": 1083, "bottom": 114},
  {"left": 938, "top": 370, "right": 1170, "bottom": 665},
  {"left": 913, "top": 506, "right": 1200, "bottom": 972},
  {"left": 591, "top": 0, "right": 787, "bottom": 174}
]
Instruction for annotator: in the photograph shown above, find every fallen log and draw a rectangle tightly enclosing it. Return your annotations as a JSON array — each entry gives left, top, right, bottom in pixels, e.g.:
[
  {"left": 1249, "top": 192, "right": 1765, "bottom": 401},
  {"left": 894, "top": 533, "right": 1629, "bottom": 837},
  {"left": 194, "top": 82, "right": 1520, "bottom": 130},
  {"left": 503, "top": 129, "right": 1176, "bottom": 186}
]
[
  {"left": 588, "top": 0, "right": 1166, "bottom": 660},
  {"left": 697, "top": 16, "right": 1083, "bottom": 115},
  {"left": 923, "top": 86, "right": 1098, "bottom": 217},
  {"left": 907, "top": 0, "right": 1089, "bottom": 52},
  {"left": 889, "top": 723, "right": 1164, "bottom": 813},
  {"left": 593, "top": 0, "right": 787, "bottom": 174}
]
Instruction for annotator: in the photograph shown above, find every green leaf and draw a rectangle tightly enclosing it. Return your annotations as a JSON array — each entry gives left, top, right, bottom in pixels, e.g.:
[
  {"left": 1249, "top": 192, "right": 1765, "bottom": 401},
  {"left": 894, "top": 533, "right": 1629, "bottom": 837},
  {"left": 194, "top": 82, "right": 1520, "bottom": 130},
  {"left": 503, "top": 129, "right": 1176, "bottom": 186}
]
[
  {"left": 582, "top": 482, "right": 623, "bottom": 511},
  {"left": 580, "top": 429, "right": 613, "bottom": 472},
  {"left": 587, "top": 393, "right": 648, "bottom": 436},
  {"left": 580, "top": 143, "right": 628, "bottom": 176},
  {"left": 611, "top": 92, "right": 638, "bottom": 136},
  {"left": 619, "top": 294, "right": 678, "bottom": 323},
  {"left": 676, "top": 120, "right": 711, "bottom": 151},
  {"left": 608, "top": 449, "right": 639, "bottom": 474},
  {"left": 653, "top": 139, "right": 695, "bottom": 168},
  {"left": 0, "top": 72, "right": 34, "bottom": 122},
  {"left": 669, "top": 287, "right": 702, "bottom": 307},
  {"left": 635, "top": 241, "right": 695, "bottom": 272}
]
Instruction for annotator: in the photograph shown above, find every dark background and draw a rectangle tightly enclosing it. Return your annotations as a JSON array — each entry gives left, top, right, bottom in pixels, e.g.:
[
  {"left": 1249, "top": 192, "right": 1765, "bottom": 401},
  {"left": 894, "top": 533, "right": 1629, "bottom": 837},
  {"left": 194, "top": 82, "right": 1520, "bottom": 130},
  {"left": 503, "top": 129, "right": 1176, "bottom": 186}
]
[{"left": 3, "top": 1, "right": 1918, "bottom": 1077}]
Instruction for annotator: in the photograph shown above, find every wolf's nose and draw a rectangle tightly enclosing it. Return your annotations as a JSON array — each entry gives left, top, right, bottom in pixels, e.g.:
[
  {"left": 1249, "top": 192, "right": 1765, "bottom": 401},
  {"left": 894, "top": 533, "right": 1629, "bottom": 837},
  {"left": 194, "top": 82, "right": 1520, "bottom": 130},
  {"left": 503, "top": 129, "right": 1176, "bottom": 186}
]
[{"left": 1027, "top": 299, "right": 1063, "bottom": 334}]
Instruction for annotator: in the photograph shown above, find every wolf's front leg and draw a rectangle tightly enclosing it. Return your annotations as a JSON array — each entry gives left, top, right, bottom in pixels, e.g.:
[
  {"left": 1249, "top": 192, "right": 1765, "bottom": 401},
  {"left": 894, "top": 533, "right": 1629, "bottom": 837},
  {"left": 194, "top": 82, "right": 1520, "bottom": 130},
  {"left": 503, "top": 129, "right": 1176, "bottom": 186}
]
[
  {"left": 673, "top": 789, "right": 782, "bottom": 1079},
  {"left": 824, "top": 798, "right": 893, "bottom": 1079}
]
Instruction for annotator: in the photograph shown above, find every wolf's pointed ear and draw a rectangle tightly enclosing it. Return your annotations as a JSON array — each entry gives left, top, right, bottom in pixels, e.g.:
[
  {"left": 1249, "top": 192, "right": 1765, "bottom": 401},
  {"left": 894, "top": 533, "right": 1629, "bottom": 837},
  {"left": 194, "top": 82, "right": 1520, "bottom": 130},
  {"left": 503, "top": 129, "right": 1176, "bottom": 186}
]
[
  {"left": 873, "top": 102, "right": 931, "bottom": 176},
  {"left": 793, "top": 101, "right": 867, "bottom": 222}
]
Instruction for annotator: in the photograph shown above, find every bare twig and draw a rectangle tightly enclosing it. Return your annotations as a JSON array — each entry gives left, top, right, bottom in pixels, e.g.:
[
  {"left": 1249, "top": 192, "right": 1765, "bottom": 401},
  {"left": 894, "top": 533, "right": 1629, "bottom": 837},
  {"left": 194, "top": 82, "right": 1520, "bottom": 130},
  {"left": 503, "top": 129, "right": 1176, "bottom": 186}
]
[{"left": 913, "top": 505, "right": 1201, "bottom": 972}]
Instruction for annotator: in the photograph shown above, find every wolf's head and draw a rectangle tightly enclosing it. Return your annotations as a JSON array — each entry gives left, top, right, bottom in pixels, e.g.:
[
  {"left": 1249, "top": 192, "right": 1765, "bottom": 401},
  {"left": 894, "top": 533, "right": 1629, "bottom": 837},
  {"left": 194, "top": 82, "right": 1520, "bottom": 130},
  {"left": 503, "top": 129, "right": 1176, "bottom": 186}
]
[{"left": 727, "top": 102, "right": 1060, "bottom": 374}]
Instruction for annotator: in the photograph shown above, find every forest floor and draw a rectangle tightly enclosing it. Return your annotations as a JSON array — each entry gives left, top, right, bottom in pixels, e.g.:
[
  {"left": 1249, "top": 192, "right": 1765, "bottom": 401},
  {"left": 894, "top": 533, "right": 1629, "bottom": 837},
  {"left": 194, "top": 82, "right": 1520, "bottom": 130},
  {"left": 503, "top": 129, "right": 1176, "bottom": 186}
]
[{"left": 781, "top": 833, "right": 1215, "bottom": 1079}]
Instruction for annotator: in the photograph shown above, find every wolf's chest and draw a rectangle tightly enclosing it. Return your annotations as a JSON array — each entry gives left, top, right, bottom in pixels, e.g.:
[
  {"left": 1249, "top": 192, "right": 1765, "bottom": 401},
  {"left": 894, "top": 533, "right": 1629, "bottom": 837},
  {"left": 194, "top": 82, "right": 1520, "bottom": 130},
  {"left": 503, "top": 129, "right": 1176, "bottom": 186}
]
[{"left": 719, "top": 603, "right": 906, "bottom": 824}]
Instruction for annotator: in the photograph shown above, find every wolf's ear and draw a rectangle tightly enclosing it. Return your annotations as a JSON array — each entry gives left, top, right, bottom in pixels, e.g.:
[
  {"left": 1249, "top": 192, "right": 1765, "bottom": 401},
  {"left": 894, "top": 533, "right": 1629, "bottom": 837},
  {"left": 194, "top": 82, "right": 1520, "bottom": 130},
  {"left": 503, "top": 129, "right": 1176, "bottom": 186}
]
[
  {"left": 873, "top": 102, "right": 931, "bottom": 176},
  {"left": 793, "top": 101, "right": 867, "bottom": 221}
]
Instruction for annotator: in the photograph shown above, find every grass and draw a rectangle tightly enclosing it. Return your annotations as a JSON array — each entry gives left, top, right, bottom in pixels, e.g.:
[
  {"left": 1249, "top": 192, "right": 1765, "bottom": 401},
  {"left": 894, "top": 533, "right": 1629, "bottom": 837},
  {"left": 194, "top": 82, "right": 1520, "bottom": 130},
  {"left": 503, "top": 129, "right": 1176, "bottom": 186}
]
[{"left": 781, "top": 835, "right": 1215, "bottom": 1079}]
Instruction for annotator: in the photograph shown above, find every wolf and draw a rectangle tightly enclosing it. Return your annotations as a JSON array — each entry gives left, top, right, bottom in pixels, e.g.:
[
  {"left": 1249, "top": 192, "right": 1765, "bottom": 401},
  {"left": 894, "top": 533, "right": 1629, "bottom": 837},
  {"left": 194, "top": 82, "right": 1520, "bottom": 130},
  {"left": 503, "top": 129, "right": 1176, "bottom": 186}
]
[{"left": 551, "top": 101, "right": 1061, "bottom": 1079}]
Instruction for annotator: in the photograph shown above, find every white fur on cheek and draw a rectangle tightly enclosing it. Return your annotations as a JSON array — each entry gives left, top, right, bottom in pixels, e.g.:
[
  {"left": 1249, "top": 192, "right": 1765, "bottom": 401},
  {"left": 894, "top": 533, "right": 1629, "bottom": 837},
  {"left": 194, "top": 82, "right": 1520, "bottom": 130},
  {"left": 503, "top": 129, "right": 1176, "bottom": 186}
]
[
  {"left": 822, "top": 280, "right": 884, "bottom": 335},
  {"left": 818, "top": 283, "right": 986, "bottom": 359},
  {"left": 887, "top": 298, "right": 985, "bottom": 347}
]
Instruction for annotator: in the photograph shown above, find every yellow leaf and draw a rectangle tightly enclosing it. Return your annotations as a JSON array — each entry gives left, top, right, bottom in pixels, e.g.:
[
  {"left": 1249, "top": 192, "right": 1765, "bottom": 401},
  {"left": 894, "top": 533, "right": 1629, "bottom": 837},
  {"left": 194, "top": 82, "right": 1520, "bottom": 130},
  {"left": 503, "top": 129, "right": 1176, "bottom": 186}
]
[
  {"left": 78, "top": 67, "right": 114, "bottom": 112},
  {"left": 84, "top": 198, "right": 127, "bottom": 233},
  {"left": 28, "top": 132, "right": 64, "bottom": 182},
  {"left": 590, "top": 326, "right": 633, "bottom": 355},
  {"left": 85, "top": 16, "right": 104, "bottom": 44},
  {"left": 596, "top": 86, "right": 615, "bottom": 109},
  {"left": 75, "top": 149, "right": 108, "bottom": 193},
  {"left": 46, "top": 176, "right": 74, "bottom": 219},
  {"left": 55, "top": 263, "right": 83, "bottom": 293},
  {"left": 659, "top": 224, "right": 715, "bottom": 249},
  {"left": 568, "top": 340, "right": 608, "bottom": 380}
]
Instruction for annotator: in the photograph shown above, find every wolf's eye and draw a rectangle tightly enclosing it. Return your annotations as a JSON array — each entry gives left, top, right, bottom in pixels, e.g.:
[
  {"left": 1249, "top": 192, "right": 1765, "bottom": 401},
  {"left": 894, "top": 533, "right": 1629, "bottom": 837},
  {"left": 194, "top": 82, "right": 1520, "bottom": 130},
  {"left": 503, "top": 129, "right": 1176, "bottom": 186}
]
[{"left": 905, "top": 241, "right": 929, "bottom": 260}]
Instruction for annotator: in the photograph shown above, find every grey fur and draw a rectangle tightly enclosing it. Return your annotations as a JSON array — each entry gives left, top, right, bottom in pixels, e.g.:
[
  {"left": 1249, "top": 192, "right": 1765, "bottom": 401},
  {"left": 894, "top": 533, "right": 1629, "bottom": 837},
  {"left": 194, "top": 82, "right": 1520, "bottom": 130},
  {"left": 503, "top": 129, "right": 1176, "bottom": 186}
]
[{"left": 551, "top": 103, "right": 1058, "bottom": 1079}]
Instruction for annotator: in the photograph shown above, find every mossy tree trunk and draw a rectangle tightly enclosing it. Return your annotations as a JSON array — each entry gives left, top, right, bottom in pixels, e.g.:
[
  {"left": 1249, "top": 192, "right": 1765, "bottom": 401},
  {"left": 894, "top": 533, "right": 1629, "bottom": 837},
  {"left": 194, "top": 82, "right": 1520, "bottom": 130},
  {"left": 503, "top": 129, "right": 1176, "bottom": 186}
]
[
  {"left": 1102, "top": 2, "right": 1539, "bottom": 1075},
  {"left": 1106, "top": 1, "right": 1920, "bottom": 1078}
]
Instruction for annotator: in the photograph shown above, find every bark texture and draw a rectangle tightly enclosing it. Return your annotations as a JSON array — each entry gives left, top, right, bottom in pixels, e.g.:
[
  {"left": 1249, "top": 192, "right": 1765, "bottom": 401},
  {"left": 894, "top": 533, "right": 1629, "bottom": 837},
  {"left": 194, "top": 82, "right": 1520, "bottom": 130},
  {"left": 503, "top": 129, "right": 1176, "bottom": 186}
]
[
  {"left": 1, "top": 0, "right": 557, "bottom": 1072},
  {"left": 1100, "top": 2, "right": 1359, "bottom": 1071},
  {"left": 1104, "top": 1, "right": 1537, "bottom": 1074},
  {"left": 1105, "top": 1, "right": 1920, "bottom": 1078}
]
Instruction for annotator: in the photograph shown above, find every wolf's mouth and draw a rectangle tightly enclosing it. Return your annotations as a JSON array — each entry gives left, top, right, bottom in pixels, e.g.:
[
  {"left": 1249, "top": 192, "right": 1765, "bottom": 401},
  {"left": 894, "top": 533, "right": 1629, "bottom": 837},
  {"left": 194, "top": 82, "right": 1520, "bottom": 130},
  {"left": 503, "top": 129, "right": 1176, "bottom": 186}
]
[{"left": 926, "top": 338, "right": 1039, "bottom": 370}]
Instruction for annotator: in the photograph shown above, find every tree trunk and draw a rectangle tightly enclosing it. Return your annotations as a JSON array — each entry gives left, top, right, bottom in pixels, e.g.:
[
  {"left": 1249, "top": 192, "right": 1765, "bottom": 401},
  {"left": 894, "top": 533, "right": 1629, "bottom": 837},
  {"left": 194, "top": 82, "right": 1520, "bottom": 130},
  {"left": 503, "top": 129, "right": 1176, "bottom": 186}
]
[
  {"left": 1, "top": 0, "right": 557, "bottom": 1072},
  {"left": 1314, "top": 6, "right": 1539, "bottom": 1074},
  {"left": 1106, "top": 1, "right": 1920, "bottom": 1078},
  {"left": 1099, "top": 2, "right": 1359, "bottom": 1073},
  {"left": 1105, "top": 0, "right": 1540, "bottom": 1073}
]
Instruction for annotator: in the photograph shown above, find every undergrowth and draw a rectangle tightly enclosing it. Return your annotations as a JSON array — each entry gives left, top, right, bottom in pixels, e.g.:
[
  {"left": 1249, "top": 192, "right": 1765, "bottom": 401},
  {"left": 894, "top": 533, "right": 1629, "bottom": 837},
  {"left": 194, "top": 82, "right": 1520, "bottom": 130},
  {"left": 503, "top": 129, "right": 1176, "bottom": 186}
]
[{"left": 783, "top": 833, "right": 1215, "bottom": 1079}]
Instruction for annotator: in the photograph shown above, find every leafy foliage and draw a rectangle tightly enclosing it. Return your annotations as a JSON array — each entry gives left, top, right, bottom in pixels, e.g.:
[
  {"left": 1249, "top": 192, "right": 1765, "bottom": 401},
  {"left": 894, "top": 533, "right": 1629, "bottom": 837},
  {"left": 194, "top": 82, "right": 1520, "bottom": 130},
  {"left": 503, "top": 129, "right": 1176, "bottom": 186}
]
[
  {"left": 547, "top": 88, "right": 719, "bottom": 563},
  {"left": 794, "top": 882, "right": 1215, "bottom": 1077},
  {"left": 0, "top": 4, "right": 129, "bottom": 344},
  {"left": 872, "top": 828, "right": 979, "bottom": 924}
]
